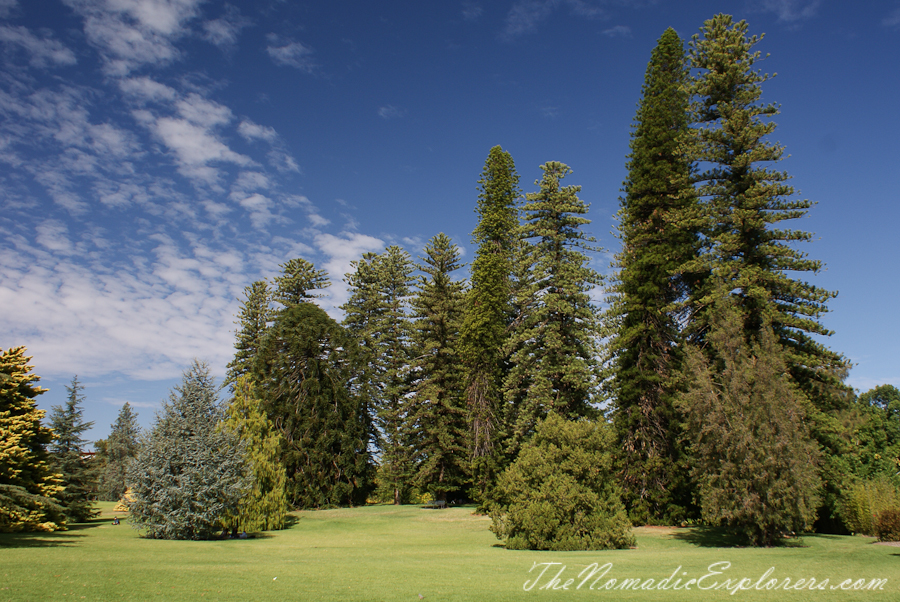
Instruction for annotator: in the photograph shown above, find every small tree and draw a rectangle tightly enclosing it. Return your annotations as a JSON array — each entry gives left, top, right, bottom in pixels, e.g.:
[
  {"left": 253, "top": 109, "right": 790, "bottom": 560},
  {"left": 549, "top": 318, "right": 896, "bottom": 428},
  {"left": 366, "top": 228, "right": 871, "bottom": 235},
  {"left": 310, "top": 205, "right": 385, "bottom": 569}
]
[
  {"left": 490, "top": 413, "right": 634, "bottom": 551},
  {"left": 0, "top": 346, "right": 65, "bottom": 532},
  {"left": 677, "top": 300, "right": 821, "bottom": 546},
  {"left": 221, "top": 375, "right": 288, "bottom": 532},
  {"left": 98, "top": 403, "right": 140, "bottom": 502},
  {"left": 48, "top": 377, "right": 99, "bottom": 523},
  {"left": 127, "top": 361, "right": 248, "bottom": 540}
]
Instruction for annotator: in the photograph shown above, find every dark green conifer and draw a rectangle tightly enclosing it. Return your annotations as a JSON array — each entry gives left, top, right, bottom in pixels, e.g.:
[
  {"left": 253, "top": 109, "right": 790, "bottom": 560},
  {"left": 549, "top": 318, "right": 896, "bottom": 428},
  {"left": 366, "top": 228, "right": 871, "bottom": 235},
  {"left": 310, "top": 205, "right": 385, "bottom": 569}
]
[
  {"left": 458, "top": 145, "right": 521, "bottom": 504},
  {"left": 226, "top": 280, "right": 272, "bottom": 387},
  {"left": 605, "top": 27, "right": 698, "bottom": 524},
  {"left": 49, "top": 377, "right": 99, "bottom": 523},
  {"left": 98, "top": 402, "right": 140, "bottom": 502},
  {"left": 408, "top": 234, "right": 469, "bottom": 502}
]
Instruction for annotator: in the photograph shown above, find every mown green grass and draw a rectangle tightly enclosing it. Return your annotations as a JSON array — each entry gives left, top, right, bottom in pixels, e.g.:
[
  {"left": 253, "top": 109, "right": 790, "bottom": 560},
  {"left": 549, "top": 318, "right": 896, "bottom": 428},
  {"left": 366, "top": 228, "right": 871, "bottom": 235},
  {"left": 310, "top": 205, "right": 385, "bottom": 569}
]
[{"left": 1, "top": 502, "right": 896, "bottom": 601}]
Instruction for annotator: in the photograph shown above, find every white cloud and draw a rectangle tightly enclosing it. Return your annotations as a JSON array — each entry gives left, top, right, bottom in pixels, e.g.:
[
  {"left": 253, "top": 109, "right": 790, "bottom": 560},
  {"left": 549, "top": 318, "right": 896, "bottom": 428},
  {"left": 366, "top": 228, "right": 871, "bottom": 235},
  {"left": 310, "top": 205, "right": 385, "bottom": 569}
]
[
  {"left": 238, "top": 119, "right": 277, "bottom": 143},
  {"left": 118, "top": 77, "right": 177, "bottom": 103},
  {"left": 266, "top": 34, "right": 316, "bottom": 72},
  {"left": 377, "top": 105, "right": 406, "bottom": 120},
  {"left": 202, "top": 4, "right": 251, "bottom": 48},
  {"left": 884, "top": 7, "right": 900, "bottom": 28},
  {"left": 175, "top": 93, "right": 233, "bottom": 128},
  {"left": 151, "top": 116, "right": 253, "bottom": 183},
  {"left": 756, "top": 0, "right": 820, "bottom": 23},
  {"left": 64, "top": 0, "right": 203, "bottom": 75},
  {"left": 462, "top": 2, "right": 483, "bottom": 20},
  {"left": 602, "top": 25, "right": 631, "bottom": 37},
  {"left": 35, "top": 220, "right": 74, "bottom": 254},
  {"left": 503, "top": 0, "right": 606, "bottom": 39},
  {"left": 0, "top": 0, "right": 17, "bottom": 18},
  {"left": 0, "top": 25, "right": 78, "bottom": 67}
]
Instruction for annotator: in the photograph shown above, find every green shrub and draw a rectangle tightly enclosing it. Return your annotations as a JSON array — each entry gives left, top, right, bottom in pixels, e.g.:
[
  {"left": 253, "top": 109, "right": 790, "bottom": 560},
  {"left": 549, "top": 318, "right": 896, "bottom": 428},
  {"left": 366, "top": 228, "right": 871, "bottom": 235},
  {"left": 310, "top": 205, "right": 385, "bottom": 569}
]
[
  {"left": 490, "top": 413, "right": 634, "bottom": 551},
  {"left": 840, "top": 477, "right": 900, "bottom": 535},
  {"left": 874, "top": 508, "right": 900, "bottom": 542}
]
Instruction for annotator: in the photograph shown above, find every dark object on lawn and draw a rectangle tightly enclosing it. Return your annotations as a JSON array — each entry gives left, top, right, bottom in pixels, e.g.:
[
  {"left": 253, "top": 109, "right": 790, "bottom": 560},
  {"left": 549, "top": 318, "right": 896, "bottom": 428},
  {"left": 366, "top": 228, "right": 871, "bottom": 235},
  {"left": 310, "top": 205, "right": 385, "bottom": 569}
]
[
  {"left": 112, "top": 516, "right": 119, "bottom": 525},
  {"left": 425, "top": 500, "right": 447, "bottom": 509}
]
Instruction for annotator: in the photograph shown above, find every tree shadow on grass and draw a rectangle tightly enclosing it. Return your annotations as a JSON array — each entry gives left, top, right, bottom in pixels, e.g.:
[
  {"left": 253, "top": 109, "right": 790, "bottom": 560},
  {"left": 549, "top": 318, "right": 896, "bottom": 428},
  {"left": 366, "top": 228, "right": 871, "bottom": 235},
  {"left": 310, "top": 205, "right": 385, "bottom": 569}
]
[
  {"left": 0, "top": 530, "right": 88, "bottom": 549},
  {"left": 671, "top": 526, "right": 751, "bottom": 548}
]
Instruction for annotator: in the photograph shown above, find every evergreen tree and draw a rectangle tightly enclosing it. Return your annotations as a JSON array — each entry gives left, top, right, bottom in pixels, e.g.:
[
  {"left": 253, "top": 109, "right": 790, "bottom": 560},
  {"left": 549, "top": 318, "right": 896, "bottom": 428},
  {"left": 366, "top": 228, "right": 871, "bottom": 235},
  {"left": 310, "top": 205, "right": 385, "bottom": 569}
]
[
  {"left": 273, "top": 257, "right": 330, "bottom": 309},
  {"left": 128, "top": 360, "right": 248, "bottom": 540},
  {"left": 48, "top": 377, "right": 99, "bottom": 523},
  {"left": 605, "top": 27, "right": 698, "bottom": 524},
  {"left": 458, "top": 145, "right": 521, "bottom": 503},
  {"left": 256, "top": 303, "right": 374, "bottom": 508},
  {"left": 687, "top": 14, "right": 847, "bottom": 409},
  {"left": 98, "top": 402, "right": 140, "bottom": 502},
  {"left": 489, "top": 413, "right": 633, "bottom": 551},
  {"left": 221, "top": 375, "right": 288, "bottom": 532},
  {"left": 226, "top": 280, "right": 272, "bottom": 387},
  {"left": 342, "top": 246, "right": 415, "bottom": 504},
  {"left": 677, "top": 299, "right": 821, "bottom": 546},
  {"left": 408, "top": 233, "right": 469, "bottom": 502},
  {"left": 0, "top": 346, "right": 65, "bottom": 532},
  {"left": 504, "top": 162, "right": 602, "bottom": 457}
]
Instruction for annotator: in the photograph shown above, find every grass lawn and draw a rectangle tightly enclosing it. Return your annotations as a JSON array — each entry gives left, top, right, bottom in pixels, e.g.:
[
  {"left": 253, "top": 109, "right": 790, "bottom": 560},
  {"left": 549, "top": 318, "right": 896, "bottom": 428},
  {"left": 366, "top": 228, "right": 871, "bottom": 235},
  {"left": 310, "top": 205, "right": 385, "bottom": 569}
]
[{"left": 1, "top": 502, "right": 897, "bottom": 601}]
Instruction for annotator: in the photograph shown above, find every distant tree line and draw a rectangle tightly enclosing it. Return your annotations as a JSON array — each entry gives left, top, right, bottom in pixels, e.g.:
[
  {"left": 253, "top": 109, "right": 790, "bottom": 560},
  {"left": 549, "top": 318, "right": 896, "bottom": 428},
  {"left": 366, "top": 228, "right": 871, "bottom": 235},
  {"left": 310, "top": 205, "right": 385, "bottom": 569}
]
[{"left": 2, "top": 14, "right": 899, "bottom": 549}]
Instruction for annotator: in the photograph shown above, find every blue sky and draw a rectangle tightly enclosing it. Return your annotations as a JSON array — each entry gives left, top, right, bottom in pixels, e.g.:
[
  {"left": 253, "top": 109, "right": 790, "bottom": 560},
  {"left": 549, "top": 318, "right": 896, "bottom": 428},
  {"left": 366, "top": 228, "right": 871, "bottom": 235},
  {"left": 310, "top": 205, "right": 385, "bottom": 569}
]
[{"left": 2, "top": 0, "right": 898, "bottom": 442}]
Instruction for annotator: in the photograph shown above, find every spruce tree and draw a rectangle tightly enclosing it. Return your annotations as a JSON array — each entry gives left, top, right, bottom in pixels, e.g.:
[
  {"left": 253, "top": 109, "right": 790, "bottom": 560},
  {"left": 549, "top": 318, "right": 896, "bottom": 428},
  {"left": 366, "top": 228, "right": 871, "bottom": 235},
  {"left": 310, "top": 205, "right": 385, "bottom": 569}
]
[
  {"left": 342, "top": 246, "right": 415, "bottom": 504},
  {"left": 221, "top": 375, "right": 288, "bottom": 532},
  {"left": 0, "top": 346, "right": 65, "bottom": 532},
  {"left": 98, "top": 402, "right": 140, "bottom": 501},
  {"left": 458, "top": 145, "right": 521, "bottom": 503},
  {"left": 49, "top": 377, "right": 99, "bottom": 523},
  {"left": 256, "top": 303, "right": 374, "bottom": 508},
  {"left": 504, "top": 162, "right": 602, "bottom": 457},
  {"left": 606, "top": 27, "right": 698, "bottom": 524},
  {"left": 677, "top": 299, "right": 821, "bottom": 546},
  {"left": 408, "top": 233, "right": 469, "bottom": 502},
  {"left": 687, "top": 14, "right": 847, "bottom": 409},
  {"left": 226, "top": 280, "right": 272, "bottom": 387},
  {"left": 128, "top": 360, "right": 248, "bottom": 540}
]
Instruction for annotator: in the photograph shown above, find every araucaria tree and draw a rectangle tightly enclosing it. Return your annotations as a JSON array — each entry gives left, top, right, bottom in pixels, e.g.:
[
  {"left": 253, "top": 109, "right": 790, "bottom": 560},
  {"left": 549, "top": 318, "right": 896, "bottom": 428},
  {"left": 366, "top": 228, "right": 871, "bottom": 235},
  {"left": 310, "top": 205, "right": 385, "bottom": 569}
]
[
  {"left": 504, "top": 162, "right": 602, "bottom": 457},
  {"left": 256, "top": 303, "right": 374, "bottom": 508},
  {"left": 687, "top": 14, "right": 846, "bottom": 407},
  {"left": 342, "top": 246, "right": 416, "bottom": 504},
  {"left": 221, "top": 375, "right": 288, "bottom": 532},
  {"left": 49, "top": 377, "right": 99, "bottom": 523},
  {"left": 98, "top": 402, "right": 140, "bottom": 502},
  {"left": 226, "top": 280, "right": 272, "bottom": 387},
  {"left": 128, "top": 361, "right": 248, "bottom": 540},
  {"left": 677, "top": 301, "right": 821, "bottom": 546},
  {"left": 273, "top": 257, "right": 330, "bottom": 308},
  {"left": 407, "top": 233, "right": 469, "bottom": 502},
  {"left": 458, "top": 145, "right": 521, "bottom": 503},
  {"left": 0, "top": 347, "right": 64, "bottom": 532},
  {"left": 606, "top": 27, "right": 698, "bottom": 524}
]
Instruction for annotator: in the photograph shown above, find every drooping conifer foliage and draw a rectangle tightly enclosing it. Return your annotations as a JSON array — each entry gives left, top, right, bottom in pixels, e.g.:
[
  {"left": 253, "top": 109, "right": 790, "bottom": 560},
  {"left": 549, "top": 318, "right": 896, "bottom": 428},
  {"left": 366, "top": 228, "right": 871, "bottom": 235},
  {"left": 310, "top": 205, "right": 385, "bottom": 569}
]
[
  {"left": 0, "top": 346, "right": 64, "bottom": 532},
  {"left": 606, "top": 27, "right": 698, "bottom": 524},
  {"left": 687, "top": 14, "right": 847, "bottom": 409},
  {"left": 677, "top": 299, "right": 822, "bottom": 546},
  {"left": 407, "top": 233, "right": 469, "bottom": 502},
  {"left": 221, "top": 375, "right": 288, "bottom": 532},
  {"left": 504, "top": 162, "right": 602, "bottom": 458},
  {"left": 256, "top": 303, "right": 374, "bottom": 508},
  {"left": 459, "top": 145, "right": 521, "bottom": 503},
  {"left": 128, "top": 360, "right": 248, "bottom": 540},
  {"left": 48, "top": 376, "right": 99, "bottom": 523}
]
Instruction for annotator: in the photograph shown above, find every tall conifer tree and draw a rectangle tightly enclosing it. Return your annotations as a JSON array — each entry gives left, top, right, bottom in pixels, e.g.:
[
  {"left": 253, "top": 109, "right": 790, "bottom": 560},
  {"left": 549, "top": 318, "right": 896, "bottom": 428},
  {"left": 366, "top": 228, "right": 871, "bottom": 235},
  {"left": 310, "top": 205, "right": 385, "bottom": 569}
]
[
  {"left": 687, "top": 14, "right": 847, "bottom": 408},
  {"left": 49, "top": 377, "right": 99, "bottom": 523},
  {"left": 408, "top": 234, "right": 469, "bottom": 502},
  {"left": 273, "top": 257, "right": 330, "bottom": 309},
  {"left": 504, "top": 162, "right": 602, "bottom": 457},
  {"left": 0, "top": 347, "right": 64, "bottom": 532},
  {"left": 606, "top": 28, "right": 698, "bottom": 523},
  {"left": 226, "top": 280, "right": 272, "bottom": 387},
  {"left": 98, "top": 402, "right": 140, "bottom": 501},
  {"left": 458, "top": 146, "right": 521, "bottom": 504}
]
